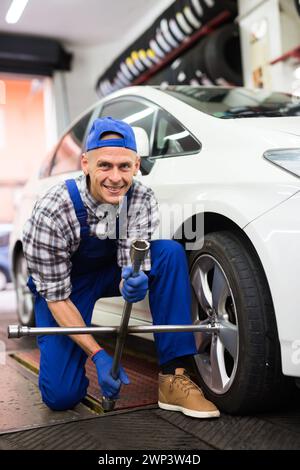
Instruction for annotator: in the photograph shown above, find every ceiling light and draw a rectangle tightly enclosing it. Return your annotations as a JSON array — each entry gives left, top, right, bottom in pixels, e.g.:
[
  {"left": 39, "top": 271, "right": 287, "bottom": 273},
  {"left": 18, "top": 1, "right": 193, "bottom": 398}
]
[{"left": 5, "top": 0, "right": 29, "bottom": 24}]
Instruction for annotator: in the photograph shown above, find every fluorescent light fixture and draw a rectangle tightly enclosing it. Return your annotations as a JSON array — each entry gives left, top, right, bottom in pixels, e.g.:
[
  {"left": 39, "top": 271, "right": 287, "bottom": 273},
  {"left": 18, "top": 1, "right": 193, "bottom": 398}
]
[{"left": 5, "top": 0, "right": 29, "bottom": 24}]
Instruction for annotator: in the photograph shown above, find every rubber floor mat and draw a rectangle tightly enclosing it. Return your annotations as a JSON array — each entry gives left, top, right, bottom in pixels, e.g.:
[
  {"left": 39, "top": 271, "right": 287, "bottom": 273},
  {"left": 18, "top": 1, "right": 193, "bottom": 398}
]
[
  {"left": 12, "top": 346, "right": 159, "bottom": 412},
  {"left": 0, "top": 358, "right": 96, "bottom": 434},
  {"left": 0, "top": 409, "right": 211, "bottom": 450}
]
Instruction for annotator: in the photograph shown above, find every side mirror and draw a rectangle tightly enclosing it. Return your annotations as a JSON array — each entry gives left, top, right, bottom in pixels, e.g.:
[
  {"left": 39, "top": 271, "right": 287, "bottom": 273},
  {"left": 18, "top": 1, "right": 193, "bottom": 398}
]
[{"left": 132, "top": 127, "right": 150, "bottom": 157}]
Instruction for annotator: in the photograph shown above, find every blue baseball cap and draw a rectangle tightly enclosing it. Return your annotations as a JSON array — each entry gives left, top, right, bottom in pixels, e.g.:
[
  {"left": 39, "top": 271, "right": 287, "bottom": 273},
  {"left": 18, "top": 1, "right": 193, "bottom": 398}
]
[{"left": 85, "top": 117, "right": 137, "bottom": 153}]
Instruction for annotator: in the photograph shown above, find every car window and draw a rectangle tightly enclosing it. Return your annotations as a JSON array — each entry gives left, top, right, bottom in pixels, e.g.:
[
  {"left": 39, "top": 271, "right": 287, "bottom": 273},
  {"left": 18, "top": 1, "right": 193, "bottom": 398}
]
[
  {"left": 162, "top": 86, "right": 300, "bottom": 118},
  {"left": 40, "top": 110, "right": 93, "bottom": 178},
  {"left": 152, "top": 109, "right": 200, "bottom": 158},
  {"left": 100, "top": 99, "right": 155, "bottom": 141},
  {"left": 99, "top": 99, "right": 156, "bottom": 175}
]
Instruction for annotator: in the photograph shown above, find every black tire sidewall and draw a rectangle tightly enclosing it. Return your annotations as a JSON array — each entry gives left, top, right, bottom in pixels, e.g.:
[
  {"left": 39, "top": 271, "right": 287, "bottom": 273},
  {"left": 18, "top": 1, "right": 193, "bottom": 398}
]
[
  {"left": 204, "top": 24, "right": 243, "bottom": 86},
  {"left": 189, "top": 231, "right": 276, "bottom": 414}
]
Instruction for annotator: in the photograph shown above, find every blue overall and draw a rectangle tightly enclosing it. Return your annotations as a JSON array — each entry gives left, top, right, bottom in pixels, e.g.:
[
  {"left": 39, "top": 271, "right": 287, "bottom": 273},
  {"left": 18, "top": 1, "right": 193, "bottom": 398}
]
[{"left": 28, "top": 179, "right": 197, "bottom": 411}]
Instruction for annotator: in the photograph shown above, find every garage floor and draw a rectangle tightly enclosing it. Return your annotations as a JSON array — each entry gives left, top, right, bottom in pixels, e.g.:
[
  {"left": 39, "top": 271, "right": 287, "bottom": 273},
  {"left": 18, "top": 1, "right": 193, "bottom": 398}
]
[{"left": 1, "top": 287, "right": 300, "bottom": 450}]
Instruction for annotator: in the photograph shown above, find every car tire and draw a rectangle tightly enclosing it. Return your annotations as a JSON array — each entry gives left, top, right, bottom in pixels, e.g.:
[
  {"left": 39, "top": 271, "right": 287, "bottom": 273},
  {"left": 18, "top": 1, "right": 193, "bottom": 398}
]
[
  {"left": 0, "top": 268, "right": 7, "bottom": 291},
  {"left": 203, "top": 24, "right": 243, "bottom": 86},
  {"left": 190, "top": 35, "right": 215, "bottom": 85},
  {"left": 188, "top": 230, "right": 289, "bottom": 414},
  {"left": 15, "top": 251, "right": 35, "bottom": 326}
]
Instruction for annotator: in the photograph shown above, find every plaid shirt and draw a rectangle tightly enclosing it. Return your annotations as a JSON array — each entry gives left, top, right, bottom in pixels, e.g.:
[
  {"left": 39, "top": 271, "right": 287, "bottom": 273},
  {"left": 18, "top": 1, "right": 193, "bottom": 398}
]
[{"left": 23, "top": 174, "right": 159, "bottom": 302}]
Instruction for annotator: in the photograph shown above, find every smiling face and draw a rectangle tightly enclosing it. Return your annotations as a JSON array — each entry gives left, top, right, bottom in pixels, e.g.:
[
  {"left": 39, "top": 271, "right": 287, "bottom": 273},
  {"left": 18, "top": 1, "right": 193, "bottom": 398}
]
[{"left": 81, "top": 133, "right": 140, "bottom": 205}]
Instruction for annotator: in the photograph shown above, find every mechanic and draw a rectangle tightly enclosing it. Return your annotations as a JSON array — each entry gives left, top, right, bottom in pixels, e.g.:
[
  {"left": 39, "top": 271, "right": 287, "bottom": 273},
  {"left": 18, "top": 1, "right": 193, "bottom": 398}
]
[{"left": 23, "top": 117, "right": 220, "bottom": 419}]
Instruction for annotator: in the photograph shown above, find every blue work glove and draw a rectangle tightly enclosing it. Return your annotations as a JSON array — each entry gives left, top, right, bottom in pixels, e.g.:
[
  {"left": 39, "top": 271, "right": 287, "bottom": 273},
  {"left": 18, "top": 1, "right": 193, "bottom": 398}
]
[
  {"left": 92, "top": 349, "right": 130, "bottom": 399},
  {"left": 121, "top": 266, "right": 148, "bottom": 303}
]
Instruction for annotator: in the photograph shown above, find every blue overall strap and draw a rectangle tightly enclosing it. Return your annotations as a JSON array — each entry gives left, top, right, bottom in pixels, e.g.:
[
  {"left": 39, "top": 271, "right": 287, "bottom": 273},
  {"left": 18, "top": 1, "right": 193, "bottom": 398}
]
[{"left": 65, "top": 179, "right": 89, "bottom": 239}]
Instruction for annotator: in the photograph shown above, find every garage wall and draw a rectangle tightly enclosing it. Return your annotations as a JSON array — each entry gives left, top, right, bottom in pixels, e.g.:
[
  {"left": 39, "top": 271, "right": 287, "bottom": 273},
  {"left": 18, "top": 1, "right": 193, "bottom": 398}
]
[
  {"left": 238, "top": 0, "right": 283, "bottom": 89},
  {"left": 53, "top": 0, "right": 174, "bottom": 135},
  {"left": 280, "top": 0, "right": 300, "bottom": 53},
  {"left": 238, "top": 0, "right": 300, "bottom": 93}
]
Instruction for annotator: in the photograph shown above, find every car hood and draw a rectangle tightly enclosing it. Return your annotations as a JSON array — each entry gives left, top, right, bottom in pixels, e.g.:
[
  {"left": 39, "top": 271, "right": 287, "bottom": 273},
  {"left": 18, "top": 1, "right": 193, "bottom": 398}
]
[{"left": 232, "top": 116, "right": 300, "bottom": 139}]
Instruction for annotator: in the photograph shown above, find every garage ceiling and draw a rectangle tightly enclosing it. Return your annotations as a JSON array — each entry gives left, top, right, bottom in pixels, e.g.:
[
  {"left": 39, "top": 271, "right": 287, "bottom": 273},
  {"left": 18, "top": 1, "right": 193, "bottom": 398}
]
[{"left": 0, "top": 0, "right": 172, "bottom": 46}]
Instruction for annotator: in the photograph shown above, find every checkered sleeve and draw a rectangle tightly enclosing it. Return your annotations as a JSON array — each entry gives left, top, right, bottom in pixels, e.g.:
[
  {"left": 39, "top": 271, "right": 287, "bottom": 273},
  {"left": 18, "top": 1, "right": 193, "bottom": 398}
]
[
  {"left": 117, "top": 183, "right": 160, "bottom": 271},
  {"left": 23, "top": 208, "right": 73, "bottom": 302}
]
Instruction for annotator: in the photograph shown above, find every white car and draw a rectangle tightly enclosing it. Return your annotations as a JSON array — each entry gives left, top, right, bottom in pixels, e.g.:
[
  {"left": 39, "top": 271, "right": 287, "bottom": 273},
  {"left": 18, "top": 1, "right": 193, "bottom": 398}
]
[{"left": 10, "top": 85, "right": 300, "bottom": 414}]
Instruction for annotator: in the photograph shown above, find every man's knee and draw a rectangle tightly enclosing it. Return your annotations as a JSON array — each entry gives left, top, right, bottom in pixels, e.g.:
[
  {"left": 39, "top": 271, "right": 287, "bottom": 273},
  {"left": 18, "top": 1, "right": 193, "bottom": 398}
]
[
  {"left": 151, "top": 239, "right": 186, "bottom": 262},
  {"left": 40, "top": 381, "right": 86, "bottom": 411}
]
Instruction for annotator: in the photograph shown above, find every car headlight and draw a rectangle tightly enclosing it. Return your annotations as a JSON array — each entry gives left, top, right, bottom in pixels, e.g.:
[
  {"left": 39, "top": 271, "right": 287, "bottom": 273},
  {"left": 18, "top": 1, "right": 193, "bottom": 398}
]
[{"left": 264, "top": 148, "right": 300, "bottom": 178}]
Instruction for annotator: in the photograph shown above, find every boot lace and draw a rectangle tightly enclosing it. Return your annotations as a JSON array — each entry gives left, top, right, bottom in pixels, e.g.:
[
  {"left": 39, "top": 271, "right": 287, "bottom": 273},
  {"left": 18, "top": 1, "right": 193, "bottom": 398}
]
[{"left": 170, "top": 374, "right": 203, "bottom": 397}]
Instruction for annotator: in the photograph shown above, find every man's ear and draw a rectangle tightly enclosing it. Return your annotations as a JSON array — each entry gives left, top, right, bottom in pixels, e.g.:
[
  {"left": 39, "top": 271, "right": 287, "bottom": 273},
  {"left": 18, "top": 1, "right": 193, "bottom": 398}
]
[
  {"left": 81, "top": 153, "right": 89, "bottom": 175},
  {"left": 134, "top": 155, "right": 141, "bottom": 175}
]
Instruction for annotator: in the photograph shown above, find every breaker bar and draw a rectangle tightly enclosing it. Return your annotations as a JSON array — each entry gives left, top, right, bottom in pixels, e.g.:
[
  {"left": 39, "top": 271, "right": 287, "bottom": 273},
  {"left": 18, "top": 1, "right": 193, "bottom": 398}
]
[{"left": 8, "top": 323, "right": 220, "bottom": 338}]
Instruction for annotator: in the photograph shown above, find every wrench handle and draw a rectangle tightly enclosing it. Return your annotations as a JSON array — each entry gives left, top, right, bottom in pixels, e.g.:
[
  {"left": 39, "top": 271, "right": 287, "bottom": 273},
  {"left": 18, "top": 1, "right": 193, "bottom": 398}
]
[{"left": 101, "top": 239, "right": 150, "bottom": 412}]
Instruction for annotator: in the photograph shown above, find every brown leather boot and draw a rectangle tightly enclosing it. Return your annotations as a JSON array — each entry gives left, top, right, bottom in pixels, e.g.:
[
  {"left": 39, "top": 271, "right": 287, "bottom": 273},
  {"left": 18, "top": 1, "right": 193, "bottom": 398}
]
[{"left": 158, "top": 368, "right": 220, "bottom": 418}]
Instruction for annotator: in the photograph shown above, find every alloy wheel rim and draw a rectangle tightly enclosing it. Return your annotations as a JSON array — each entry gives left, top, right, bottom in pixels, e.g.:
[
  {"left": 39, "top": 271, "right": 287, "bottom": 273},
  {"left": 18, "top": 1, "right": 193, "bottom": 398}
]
[
  {"left": 16, "top": 256, "right": 33, "bottom": 324},
  {"left": 190, "top": 253, "right": 239, "bottom": 394},
  {"left": 0, "top": 271, "right": 6, "bottom": 290}
]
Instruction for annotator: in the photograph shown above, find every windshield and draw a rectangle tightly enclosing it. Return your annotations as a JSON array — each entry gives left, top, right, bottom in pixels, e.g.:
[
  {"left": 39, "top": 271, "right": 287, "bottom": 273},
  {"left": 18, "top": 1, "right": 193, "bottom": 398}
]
[{"left": 162, "top": 86, "right": 300, "bottom": 119}]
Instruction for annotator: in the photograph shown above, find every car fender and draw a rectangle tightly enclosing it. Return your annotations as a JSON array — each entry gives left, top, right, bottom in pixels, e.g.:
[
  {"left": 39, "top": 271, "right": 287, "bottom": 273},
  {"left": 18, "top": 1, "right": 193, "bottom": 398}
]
[{"left": 151, "top": 181, "right": 300, "bottom": 241}]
